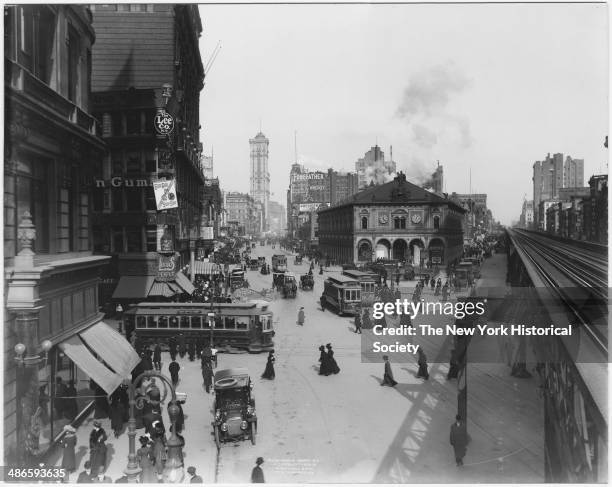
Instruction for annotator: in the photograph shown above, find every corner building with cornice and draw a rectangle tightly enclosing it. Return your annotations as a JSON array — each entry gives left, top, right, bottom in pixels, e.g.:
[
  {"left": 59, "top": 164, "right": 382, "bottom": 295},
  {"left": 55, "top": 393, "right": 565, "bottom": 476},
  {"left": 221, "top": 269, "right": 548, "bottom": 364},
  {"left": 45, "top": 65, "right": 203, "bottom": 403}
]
[{"left": 317, "top": 173, "right": 466, "bottom": 266}]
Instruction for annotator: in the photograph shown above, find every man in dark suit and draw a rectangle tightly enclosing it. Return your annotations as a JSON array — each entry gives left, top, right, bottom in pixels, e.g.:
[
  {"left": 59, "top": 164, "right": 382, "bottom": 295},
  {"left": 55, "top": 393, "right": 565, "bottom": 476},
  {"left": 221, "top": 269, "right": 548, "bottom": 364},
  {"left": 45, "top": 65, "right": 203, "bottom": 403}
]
[
  {"left": 450, "top": 415, "right": 468, "bottom": 466},
  {"left": 153, "top": 342, "right": 162, "bottom": 370},
  {"left": 187, "top": 466, "right": 203, "bottom": 483}
]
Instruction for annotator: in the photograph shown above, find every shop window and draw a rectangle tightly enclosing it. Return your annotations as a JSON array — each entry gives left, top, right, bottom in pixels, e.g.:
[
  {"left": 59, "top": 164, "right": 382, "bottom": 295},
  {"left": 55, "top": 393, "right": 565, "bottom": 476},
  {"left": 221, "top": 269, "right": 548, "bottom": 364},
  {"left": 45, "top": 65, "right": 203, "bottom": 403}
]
[
  {"left": 361, "top": 217, "right": 368, "bottom": 229},
  {"left": 125, "top": 226, "right": 142, "bottom": 252}
]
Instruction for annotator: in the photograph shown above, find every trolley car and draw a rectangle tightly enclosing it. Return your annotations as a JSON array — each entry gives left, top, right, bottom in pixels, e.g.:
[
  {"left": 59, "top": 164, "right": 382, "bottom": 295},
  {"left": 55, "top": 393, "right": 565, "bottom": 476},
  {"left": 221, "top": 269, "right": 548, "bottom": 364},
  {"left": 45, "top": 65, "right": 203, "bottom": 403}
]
[
  {"left": 320, "top": 275, "right": 362, "bottom": 315},
  {"left": 341, "top": 269, "right": 378, "bottom": 305},
  {"left": 125, "top": 301, "right": 275, "bottom": 353}
]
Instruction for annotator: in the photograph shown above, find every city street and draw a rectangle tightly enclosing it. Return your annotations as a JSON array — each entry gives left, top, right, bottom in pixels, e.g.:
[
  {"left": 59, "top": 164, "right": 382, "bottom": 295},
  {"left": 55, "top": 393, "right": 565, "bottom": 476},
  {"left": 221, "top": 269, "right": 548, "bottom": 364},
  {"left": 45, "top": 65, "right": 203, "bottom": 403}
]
[{"left": 59, "top": 246, "right": 544, "bottom": 483}]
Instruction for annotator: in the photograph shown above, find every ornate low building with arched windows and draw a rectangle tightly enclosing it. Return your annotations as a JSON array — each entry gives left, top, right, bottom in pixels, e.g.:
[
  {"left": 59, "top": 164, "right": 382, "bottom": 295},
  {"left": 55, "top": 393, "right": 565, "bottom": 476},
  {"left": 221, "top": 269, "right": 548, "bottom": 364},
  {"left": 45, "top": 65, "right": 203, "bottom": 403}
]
[{"left": 317, "top": 172, "right": 466, "bottom": 266}]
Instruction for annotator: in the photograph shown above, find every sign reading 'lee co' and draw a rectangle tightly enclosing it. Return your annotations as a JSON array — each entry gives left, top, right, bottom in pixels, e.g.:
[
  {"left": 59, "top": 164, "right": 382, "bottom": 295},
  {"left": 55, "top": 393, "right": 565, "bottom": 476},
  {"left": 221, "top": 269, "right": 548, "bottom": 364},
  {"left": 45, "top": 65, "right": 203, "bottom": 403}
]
[{"left": 154, "top": 110, "right": 175, "bottom": 136}]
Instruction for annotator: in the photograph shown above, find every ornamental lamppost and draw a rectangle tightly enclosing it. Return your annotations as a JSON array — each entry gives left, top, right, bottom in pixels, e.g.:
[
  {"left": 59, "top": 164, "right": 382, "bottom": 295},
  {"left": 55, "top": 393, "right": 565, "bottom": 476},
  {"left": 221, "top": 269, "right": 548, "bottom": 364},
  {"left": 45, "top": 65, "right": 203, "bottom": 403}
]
[
  {"left": 125, "top": 371, "right": 184, "bottom": 483},
  {"left": 208, "top": 312, "right": 215, "bottom": 347}
]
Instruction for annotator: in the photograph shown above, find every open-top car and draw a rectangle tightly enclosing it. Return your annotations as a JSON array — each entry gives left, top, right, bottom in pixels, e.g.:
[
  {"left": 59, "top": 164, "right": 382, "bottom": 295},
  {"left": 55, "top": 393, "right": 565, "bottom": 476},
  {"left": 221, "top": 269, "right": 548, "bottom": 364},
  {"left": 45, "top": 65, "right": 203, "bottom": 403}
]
[
  {"left": 300, "top": 273, "right": 314, "bottom": 290},
  {"left": 212, "top": 368, "right": 257, "bottom": 450}
]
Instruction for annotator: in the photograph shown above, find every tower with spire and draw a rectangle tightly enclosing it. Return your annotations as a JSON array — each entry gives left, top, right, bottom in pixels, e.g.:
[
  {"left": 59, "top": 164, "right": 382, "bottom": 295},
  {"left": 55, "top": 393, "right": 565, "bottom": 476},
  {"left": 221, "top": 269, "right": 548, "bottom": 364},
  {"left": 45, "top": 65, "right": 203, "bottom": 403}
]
[{"left": 249, "top": 131, "right": 270, "bottom": 232}]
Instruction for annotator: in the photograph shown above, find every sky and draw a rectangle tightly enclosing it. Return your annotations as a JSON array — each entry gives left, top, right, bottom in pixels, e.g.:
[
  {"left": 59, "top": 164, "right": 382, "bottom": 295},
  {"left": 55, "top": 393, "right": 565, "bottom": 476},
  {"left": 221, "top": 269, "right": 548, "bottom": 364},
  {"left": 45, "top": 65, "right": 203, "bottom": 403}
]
[{"left": 197, "top": 2, "right": 608, "bottom": 225}]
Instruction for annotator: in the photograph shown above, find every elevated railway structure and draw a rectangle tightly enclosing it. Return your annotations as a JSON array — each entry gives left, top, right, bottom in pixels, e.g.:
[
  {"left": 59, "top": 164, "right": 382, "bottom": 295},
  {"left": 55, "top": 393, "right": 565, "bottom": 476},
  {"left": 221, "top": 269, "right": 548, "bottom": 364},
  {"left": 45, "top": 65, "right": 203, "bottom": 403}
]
[{"left": 506, "top": 228, "right": 607, "bottom": 482}]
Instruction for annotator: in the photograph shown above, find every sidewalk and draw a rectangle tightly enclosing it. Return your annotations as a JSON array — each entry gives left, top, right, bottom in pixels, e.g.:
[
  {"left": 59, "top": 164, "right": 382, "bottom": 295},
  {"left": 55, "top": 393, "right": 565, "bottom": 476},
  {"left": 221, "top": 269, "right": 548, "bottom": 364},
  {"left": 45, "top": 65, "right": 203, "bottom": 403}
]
[{"left": 371, "top": 252, "right": 545, "bottom": 482}]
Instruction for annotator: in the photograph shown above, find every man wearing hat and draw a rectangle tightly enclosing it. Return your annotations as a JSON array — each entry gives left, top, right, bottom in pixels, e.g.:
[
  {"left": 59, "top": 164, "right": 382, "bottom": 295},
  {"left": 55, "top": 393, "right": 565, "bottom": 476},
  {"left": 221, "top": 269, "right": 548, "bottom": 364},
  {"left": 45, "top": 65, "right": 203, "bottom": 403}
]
[
  {"left": 187, "top": 466, "right": 203, "bottom": 483},
  {"left": 77, "top": 461, "right": 93, "bottom": 483},
  {"left": 381, "top": 355, "right": 398, "bottom": 387},
  {"left": 251, "top": 457, "right": 265, "bottom": 483},
  {"left": 92, "top": 466, "right": 112, "bottom": 483},
  {"left": 89, "top": 420, "right": 108, "bottom": 474},
  {"left": 61, "top": 425, "right": 77, "bottom": 473}
]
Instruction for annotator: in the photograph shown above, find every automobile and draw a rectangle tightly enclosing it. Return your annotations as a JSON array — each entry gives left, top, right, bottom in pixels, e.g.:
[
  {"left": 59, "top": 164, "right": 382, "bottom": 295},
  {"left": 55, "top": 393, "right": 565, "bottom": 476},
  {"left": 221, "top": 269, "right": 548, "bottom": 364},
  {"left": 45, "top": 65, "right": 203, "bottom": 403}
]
[
  {"left": 299, "top": 273, "right": 314, "bottom": 290},
  {"left": 212, "top": 368, "right": 257, "bottom": 450},
  {"left": 281, "top": 272, "right": 298, "bottom": 298}
]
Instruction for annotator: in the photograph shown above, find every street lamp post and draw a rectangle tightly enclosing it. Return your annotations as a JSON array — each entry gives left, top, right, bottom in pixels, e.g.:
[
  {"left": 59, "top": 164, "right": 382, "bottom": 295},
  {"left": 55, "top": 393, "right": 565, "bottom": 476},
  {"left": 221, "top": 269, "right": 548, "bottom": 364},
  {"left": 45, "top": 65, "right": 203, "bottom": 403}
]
[{"left": 125, "top": 371, "right": 184, "bottom": 483}]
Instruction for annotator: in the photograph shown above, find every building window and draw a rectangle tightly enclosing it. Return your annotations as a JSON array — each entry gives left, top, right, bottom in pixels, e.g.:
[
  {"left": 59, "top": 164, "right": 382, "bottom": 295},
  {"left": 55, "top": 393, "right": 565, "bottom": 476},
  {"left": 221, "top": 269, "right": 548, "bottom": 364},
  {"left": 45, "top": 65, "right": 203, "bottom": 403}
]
[
  {"left": 112, "top": 189, "right": 123, "bottom": 212},
  {"left": 125, "top": 189, "right": 141, "bottom": 211},
  {"left": 433, "top": 215, "right": 440, "bottom": 230},
  {"left": 111, "top": 113, "right": 123, "bottom": 136},
  {"left": 393, "top": 217, "right": 406, "bottom": 229},
  {"left": 67, "top": 25, "right": 79, "bottom": 103},
  {"left": 146, "top": 225, "right": 157, "bottom": 251},
  {"left": 361, "top": 216, "right": 368, "bottom": 229},
  {"left": 145, "top": 187, "right": 156, "bottom": 210},
  {"left": 125, "top": 226, "right": 142, "bottom": 252},
  {"left": 112, "top": 226, "right": 123, "bottom": 252},
  {"left": 36, "top": 8, "right": 56, "bottom": 85},
  {"left": 126, "top": 111, "right": 140, "bottom": 135}
]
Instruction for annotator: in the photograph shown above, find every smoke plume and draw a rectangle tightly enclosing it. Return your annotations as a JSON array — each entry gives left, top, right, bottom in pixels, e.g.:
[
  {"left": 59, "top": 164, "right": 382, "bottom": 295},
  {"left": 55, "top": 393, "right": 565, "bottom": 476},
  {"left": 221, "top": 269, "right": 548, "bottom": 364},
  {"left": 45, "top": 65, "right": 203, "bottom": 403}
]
[{"left": 396, "top": 63, "right": 472, "bottom": 150}]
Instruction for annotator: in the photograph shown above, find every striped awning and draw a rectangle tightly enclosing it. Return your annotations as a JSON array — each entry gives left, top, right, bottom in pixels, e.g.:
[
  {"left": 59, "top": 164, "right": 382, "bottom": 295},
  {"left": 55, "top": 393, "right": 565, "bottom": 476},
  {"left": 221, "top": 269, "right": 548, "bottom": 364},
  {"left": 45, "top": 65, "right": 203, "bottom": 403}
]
[
  {"left": 148, "top": 271, "right": 195, "bottom": 297},
  {"left": 192, "top": 261, "right": 221, "bottom": 275}
]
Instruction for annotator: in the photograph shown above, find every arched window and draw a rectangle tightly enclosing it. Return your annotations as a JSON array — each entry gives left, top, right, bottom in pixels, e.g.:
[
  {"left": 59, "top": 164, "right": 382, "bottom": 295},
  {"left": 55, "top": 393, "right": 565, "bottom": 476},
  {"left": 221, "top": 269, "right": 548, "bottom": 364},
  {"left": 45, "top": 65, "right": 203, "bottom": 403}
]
[
  {"left": 361, "top": 216, "right": 368, "bottom": 229},
  {"left": 433, "top": 215, "right": 440, "bottom": 230}
]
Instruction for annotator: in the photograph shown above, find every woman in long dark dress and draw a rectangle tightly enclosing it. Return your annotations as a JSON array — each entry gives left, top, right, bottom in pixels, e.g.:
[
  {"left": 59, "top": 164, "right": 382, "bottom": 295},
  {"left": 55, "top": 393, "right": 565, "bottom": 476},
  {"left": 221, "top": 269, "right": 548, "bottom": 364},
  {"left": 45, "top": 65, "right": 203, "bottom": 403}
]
[
  {"left": 151, "top": 423, "right": 167, "bottom": 477},
  {"left": 261, "top": 351, "right": 275, "bottom": 380},
  {"left": 137, "top": 436, "right": 157, "bottom": 484},
  {"left": 110, "top": 391, "right": 124, "bottom": 438},
  {"left": 89, "top": 421, "right": 108, "bottom": 473},
  {"left": 61, "top": 425, "right": 77, "bottom": 472},
  {"left": 325, "top": 344, "right": 340, "bottom": 374},
  {"left": 318, "top": 345, "right": 329, "bottom": 376}
]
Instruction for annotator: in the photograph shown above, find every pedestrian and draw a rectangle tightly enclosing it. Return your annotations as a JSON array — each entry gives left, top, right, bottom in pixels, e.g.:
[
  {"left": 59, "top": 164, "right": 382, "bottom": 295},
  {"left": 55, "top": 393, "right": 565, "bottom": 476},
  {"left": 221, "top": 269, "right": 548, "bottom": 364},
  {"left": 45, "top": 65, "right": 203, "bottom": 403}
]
[
  {"left": 434, "top": 281, "right": 441, "bottom": 296},
  {"left": 169, "top": 358, "right": 180, "bottom": 387},
  {"left": 137, "top": 436, "right": 157, "bottom": 484},
  {"left": 151, "top": 422, "right": 167, "bottom": 478},
  {"left": 450, "top": 415, "right": 468, "bottom": 466},
  {"left": 61, "top": 425, "right": 77, "bottom": 473},
  {"left": 153, "top": 342, "right": 162, "bottom": 371},
  {"left": 251, "top": 457, "right": 265, "bottom": 483},
  {"left": 416, "top": 348, "right": 429, "bottom": 380},
  {"left": 442, "top": 282, "right": 449, "bottom": 301},
  {"left": 318, "top": 345, "right": 329, "bottom": 376},
  {"left": 178, "top": 333, "right": 186, "bottom": 358},
  {"left": 89, "top": 420, "right": 108, "bottom": 474},
  {"left": 381, "top": 355, "right": 398, "bottom": 387},
  {"left": 354, "top": 311, "right": 362, "bottom": 334},
  {"left": 92, "top": 467, "right": 112, "bottom": 484},
  {"left": 261, "top": 351, "right": 275, "bottom": 380},
  {"left": 447, "top": 349, "right": 459, "bottom": 379},
  {"left": 430, "top": 277, "right": 435, "bottom": 290},
  {"left": 362, "top": 308, "right": 371, "bottom": 329},
  {"left": 109, "top": 391, "right": 124, "bottom": 438},
  {"left": 202, "top": 362, "right": 213, "bottom": 393},
  {"left": 325, "top": 344, "right": 340, "bottom": 374},
  {"left": 169, "top": 336, "right": 177, "bottom": 361},
  {"left": 168, "top": 399, "right": 185, "bottom": 433},
  {"left": 395, "top": 272, "right": 400, "bottom": 287},
  {"left": 187, "top": 466, "right": 203, "bottom": 483},
  {"left": 141, "top": 352, "right": 153, "bottom": 373},
  {"left": 297, "top": 307, "right": 305, "bottom": 326},
  {"left": 64, "top": 380, "right": 79, "bottom": 421},
  {"left": 77, "top": 461, "right": 93, "bottom": 483}
]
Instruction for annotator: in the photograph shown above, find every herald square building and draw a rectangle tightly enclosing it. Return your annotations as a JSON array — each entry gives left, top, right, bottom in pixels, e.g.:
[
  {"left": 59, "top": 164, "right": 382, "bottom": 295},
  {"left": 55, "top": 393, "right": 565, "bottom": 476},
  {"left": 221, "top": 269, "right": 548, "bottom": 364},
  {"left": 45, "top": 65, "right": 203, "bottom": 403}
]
[{"left": 317, "top": 172, "right": 466, "bottom": 266}]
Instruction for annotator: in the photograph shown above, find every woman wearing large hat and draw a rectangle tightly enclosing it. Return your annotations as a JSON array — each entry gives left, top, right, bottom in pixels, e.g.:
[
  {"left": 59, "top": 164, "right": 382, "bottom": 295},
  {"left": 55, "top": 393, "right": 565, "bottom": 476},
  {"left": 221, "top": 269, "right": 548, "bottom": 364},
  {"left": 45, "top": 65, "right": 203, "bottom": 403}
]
[{"left": 61, "top": 425, "right": 77, "bottom": 473}]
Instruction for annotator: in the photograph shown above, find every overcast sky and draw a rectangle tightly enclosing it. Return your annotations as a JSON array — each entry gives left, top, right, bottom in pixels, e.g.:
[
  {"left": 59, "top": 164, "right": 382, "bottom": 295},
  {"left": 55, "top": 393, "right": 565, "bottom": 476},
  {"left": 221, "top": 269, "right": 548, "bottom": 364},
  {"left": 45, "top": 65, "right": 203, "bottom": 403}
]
[{"left": 198, "top": 3, "right": 608, "bottom": 225}]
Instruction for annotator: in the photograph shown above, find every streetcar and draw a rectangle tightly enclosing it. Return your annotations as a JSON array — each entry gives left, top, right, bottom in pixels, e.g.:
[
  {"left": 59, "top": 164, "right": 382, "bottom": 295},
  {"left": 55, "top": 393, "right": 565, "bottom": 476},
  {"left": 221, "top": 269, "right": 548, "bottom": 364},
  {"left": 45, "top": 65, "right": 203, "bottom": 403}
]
[
  {"left": 341, "top": 269, "right": 378, "bottom": 305},
  {"left": 271, "top": 254, "right": 287, "bottom": 272},
  {"left": 320, "top": 275, "right": 361, "bottom": 315},
  {"left": 124, "top": 301, "right": 275, "bottom": 353}
]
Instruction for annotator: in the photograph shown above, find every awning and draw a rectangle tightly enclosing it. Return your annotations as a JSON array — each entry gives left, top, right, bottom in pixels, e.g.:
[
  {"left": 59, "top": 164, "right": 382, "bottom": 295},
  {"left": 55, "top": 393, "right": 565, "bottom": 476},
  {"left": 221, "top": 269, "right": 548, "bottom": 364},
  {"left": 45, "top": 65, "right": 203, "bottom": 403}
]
[
  {"left": 112, "top": 276, "right": 155, "bottom": 299},
  {"left": 59, "top": 336, "right": 123, "bottom": 395},
  {"left": 80, "top": 322, "right": 141, "bottom": 378},
  {"left": 192, "top": 261, "right": 221, "bottom": 276},
  {"left": 174, "top": 271, "right": 195, "bottom": 295},
  {"left": 149, "top": 282, "right": 179, "bottom": 297}
]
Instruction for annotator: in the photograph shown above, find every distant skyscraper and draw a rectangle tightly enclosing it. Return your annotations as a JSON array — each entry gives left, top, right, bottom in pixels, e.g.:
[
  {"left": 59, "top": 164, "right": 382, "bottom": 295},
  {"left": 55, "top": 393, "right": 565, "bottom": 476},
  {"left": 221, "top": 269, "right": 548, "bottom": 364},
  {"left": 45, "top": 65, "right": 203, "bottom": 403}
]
[
  {"left": 355, "top": 145, "right": 396, "bottom": 188},
  {"left": 532, "top": 153, "right": 584, "bottom": 228},
  {"left": 249, "top": 132, "right": 270, "bottom": 231}
]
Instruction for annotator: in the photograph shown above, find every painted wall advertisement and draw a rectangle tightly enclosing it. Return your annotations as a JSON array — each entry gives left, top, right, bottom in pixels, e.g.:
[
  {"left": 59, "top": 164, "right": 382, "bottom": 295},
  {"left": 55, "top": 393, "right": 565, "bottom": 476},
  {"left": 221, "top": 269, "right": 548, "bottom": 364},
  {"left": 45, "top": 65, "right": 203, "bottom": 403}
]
[
  {"left": 157, "top": 225, "right": 175, "bottom": 252},
  {"left": 153, "top": 178, "right": 179, "bottom": 210},
  {"left": 157, "top": 253, "right": 177, "bottom": 281}
]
